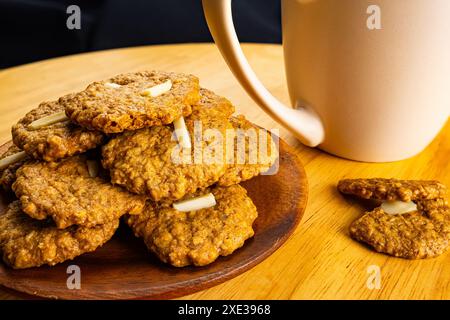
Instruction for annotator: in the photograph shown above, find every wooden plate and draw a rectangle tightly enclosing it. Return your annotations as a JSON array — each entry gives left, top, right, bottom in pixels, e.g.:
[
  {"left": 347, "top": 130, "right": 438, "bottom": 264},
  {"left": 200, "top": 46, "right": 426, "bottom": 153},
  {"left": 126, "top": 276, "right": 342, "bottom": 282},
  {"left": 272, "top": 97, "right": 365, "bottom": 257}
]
[{"left": 0, "top": 138, "right": 308, "bottom": 299}]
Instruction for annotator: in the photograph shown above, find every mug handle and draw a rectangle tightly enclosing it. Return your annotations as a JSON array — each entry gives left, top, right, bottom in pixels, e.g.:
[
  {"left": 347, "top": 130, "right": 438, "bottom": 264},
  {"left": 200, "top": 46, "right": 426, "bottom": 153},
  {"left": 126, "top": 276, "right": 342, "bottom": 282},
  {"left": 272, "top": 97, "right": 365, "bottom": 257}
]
[{"left": 202, "top": 0, "right": 324, "bottom": 147}]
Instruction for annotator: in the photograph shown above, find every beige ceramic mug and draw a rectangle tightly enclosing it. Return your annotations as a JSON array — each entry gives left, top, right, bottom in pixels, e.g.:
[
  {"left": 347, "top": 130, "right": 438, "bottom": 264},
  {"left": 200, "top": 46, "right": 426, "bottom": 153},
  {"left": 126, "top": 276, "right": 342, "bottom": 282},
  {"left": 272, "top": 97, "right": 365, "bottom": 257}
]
[{"left": 202, "top": 0, "right": 450, "bottom": 162}]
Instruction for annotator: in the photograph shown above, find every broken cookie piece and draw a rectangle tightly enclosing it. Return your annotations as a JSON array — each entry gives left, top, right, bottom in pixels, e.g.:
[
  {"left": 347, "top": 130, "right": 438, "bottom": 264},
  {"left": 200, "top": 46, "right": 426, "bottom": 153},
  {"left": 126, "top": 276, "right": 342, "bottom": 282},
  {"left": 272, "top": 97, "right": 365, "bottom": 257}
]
[
  {"left": 12, "top": 155, "right": 147, "bottom": 229},
  {"left": 125, "top": 184, "right": 257, "bottom": 267},
  {"left": 350, "top": 199, "right": 450, "bottom": 259},
  {"left": 0, "top": 201, "right": 119, "bottom": 269},
  {"left": 338, "top": 178, "right": 446, "bottom": 202},
  {"left": 12, "top": 99, "right": 105, "bottom": 162},
  {"left": 339, "top": 178, "right": 449, "bottom": 259}
]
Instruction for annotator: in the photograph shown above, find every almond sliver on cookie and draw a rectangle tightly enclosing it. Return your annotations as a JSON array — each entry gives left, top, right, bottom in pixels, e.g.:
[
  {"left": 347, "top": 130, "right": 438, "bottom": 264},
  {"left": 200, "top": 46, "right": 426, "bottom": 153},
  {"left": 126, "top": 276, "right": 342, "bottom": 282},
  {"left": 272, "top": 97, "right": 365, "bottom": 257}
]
[
  {"left": 173, "top": 116, "right": 191, "bottom": 149},
  {"left": 173, "top": 193, "right": 216, "bottom": 212},
  {"left": 141, "top": 79, "right": 172, "bottom": 97},
  {"left": 86, "top": 160, "right": 99, "bottom": 178},
  {"left": 105, "top": 82, "right": 121, "bottom": 89},
  {"left": 28, "top": 111, "right": 68, "bottom": 129},
  {"left": 0, "top": 151, "right": 27, "bottom": 170},
  {"left": 381, "top": 200, "right": 417, "bottom": 215}
]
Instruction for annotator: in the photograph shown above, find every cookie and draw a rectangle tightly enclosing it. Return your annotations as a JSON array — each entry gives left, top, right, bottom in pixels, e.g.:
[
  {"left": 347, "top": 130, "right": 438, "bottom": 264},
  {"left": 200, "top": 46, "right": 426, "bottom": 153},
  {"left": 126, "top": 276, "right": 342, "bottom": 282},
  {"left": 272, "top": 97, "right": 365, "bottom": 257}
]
[
  {"left": 12, "top": 155, "right": 146, "bottom": 229},
  {"left": 102, "top": 88, "right": 234, "bottom": 201},
  {"left": 12, "top": 100, "right": 105, "bottom": 162},
  {"left": 217, "top": 115, "right": 278, "bottom": 186},
  {"left": 339, "top": 178, "right": 450, "bottom": 259},
  {"left": 0, "top": 201, "right": 119, "bottom": 269},
  {"left": 125, "top": 184, "right": 258, "bottom": 267},
  {"left": 338, "top": 178, "right": 446, "bottom": 202},
  {"left": 62, "top": 71, "right": 200, "bottom": 133},
  {"left": 0, "top": 145, "right": 30, "bottom": 191},
  {"left": 350, "top": 199, "right": 450, "bottom": 259}
]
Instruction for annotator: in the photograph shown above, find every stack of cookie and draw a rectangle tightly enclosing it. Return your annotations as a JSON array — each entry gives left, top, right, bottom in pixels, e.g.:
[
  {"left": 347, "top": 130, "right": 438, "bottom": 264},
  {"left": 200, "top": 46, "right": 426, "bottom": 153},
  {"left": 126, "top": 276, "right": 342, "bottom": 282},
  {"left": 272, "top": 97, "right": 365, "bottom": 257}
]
[{"left": 0, "top": 71, "right": 277, "bottom": 269}]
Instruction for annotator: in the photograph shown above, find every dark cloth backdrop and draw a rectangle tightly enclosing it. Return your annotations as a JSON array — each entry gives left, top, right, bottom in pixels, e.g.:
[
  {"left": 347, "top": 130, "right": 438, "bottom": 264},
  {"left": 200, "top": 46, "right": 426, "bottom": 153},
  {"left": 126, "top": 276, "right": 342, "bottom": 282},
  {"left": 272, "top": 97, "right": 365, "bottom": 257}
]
[{"left": 0, "top": 0, "right": 281, "bottom": 68}]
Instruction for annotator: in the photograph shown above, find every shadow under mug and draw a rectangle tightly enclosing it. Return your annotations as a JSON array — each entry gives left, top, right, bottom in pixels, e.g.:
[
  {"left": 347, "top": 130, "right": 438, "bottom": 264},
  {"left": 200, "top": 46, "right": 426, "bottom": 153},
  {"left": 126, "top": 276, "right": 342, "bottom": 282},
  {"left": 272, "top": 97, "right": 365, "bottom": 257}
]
[{"left": 202, "top": 0, "right": 450, "bottom": 162}]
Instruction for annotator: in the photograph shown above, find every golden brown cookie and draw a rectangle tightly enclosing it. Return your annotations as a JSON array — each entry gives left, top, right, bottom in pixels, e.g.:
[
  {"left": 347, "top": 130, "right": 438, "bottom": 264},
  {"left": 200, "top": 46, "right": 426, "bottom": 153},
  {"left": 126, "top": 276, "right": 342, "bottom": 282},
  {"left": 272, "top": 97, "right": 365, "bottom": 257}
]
[
  {"left": 350, "top": 199, "right": 450, "bottom": 259},
  {"left": 0, "top": 201, "right": 119, "bottom": 269},
  {"left": 12, "top": 100, "right": 105, "bottom": 162},
  {"left": 0, "top": 145, "right": 30, "bottom": 191},
  {"left": 62, "top": 71, "right": 200, "bottom": 133},
  {"left": 102, "top": 88, "right": 234, "bottom": 201},
  {"left": 339, "top": 178, "right": 450, "bottom": 259},
  {"left": 217, "top": 115, "right": 278, "bottom": 187},
  {"left": 125, "top": 184, "right": 258, "bottom": 267},
  {"left": 338, "top": 178, "right": 446, "bottom": 202},
  {"left": 12, "top": 155, "right": 146, "bottom": 229}
]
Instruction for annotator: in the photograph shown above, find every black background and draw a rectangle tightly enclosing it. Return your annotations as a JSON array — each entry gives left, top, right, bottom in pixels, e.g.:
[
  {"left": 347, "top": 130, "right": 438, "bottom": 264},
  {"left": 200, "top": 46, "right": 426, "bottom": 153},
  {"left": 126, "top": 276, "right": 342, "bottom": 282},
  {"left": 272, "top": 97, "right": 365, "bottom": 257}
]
[{"left": 0, "top": 0, "right": 281, "bottom": 68}]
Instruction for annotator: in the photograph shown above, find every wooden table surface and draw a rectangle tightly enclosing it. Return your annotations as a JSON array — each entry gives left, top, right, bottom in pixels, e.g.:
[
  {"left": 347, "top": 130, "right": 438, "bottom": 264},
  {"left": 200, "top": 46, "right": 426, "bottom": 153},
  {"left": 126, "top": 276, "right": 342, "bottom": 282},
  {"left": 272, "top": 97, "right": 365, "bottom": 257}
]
[{"left": 0, "top": 43, "right": 449, "bottom": 300}]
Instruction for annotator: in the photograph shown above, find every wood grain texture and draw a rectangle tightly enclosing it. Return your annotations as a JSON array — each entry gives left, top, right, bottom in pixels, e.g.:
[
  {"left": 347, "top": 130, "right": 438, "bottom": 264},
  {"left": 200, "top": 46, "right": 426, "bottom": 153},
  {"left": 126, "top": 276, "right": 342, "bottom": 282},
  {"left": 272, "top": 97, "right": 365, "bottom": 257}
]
[{"left": 0, "top": 43, "right": 449, "bottom": 300}]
